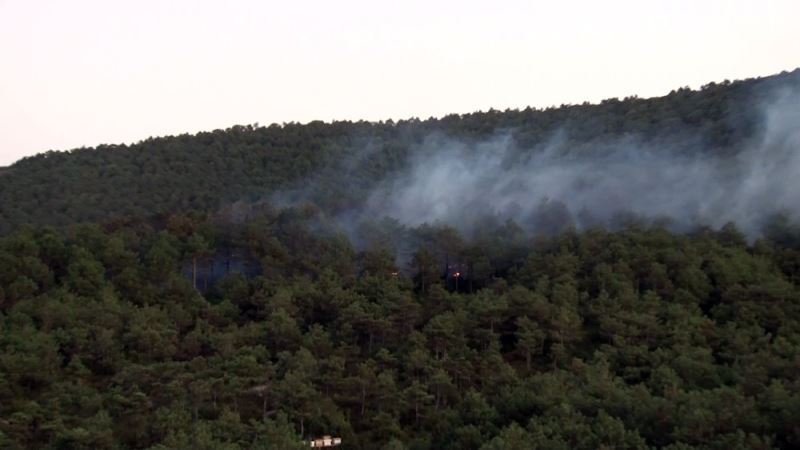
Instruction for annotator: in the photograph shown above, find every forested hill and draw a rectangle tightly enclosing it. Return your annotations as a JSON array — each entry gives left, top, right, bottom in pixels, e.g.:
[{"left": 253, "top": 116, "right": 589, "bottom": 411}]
[
  {"left": 2, "top": 70, "right": 800, "bottom": 449},
  {"left": 1, "top": 68, "right": 799, "bottom": 235}
]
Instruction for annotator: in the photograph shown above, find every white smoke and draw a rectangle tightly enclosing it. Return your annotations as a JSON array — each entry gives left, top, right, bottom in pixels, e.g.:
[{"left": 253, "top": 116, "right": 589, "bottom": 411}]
[
  {"left": 262, "top": 79, "right": 800, "bottom": 245},
  {"left": 353, "top": 87, "right": 800, "bottom": 239}
]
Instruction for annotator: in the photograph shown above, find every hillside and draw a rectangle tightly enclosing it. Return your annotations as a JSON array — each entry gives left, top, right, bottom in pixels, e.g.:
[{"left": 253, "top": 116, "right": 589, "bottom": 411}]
[
  {"left": 2, "top": 209, "right": 800, "bottom": 449},
  {"left": 2, "top": 70, "right": 800, "bottom": 449},
  {"left": 1, "top": 69, "right": 798, "bottom": 235}
]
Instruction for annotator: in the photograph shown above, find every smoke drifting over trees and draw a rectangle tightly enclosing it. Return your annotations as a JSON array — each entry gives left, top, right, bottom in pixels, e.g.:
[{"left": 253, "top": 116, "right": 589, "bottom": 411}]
[
  {"left": 3, "top": 70, "right": 800, "bottom": 449},
  {"left": 278, "top": 81, "right": 800, "bottom": 242},
  {"left": 0, "top": 68, "right": 798, "bottom": 241}
]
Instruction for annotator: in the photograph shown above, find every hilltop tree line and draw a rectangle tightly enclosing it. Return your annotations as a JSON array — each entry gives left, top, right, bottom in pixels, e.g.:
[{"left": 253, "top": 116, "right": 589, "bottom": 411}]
[
  {"left": 1, "top": 69, "right": 798, "bottom": 235},
  {"left": 1, "top": 209, "right": 800, "bottom": 449}
]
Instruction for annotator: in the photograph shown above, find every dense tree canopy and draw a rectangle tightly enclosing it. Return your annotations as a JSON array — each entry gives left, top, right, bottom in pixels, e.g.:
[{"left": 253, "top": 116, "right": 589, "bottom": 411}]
[
  {"left": 1, "top": 211, "right": 799, "bottom": 449},
  {"left": 1, "top": 69, "right": 798, "bottom": 235},
  {"left": 1, "top": 69, "right": 800, "bottom": 448}
]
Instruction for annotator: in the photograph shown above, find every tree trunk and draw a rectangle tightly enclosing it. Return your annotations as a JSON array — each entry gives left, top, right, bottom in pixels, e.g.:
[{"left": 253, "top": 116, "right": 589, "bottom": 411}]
[
  {"left": 203, "top": 258, "right": 209, "bottom": 291},
  {"left": 468, "top": 261, "right": 474, "bottom": 293},
  {"left": 361, "top": 385, "right": 366, "bottom": 417},
  {"left": 192, "top": 257, "right": 197, "bottom": 289}
]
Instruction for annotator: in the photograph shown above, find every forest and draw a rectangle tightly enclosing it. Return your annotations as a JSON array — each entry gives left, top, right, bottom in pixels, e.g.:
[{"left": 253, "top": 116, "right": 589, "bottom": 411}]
[
  {"left": 0, "top": 69, "right": 798, "bottom": 235},
  {"left": 1, "top": 69, "right": 800, "bottom": 449}
]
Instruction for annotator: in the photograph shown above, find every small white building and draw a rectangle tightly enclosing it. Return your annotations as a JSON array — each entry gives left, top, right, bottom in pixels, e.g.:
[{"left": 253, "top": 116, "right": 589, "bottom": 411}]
[{"left": 309, "top": 435, "right": 342, "bottom": 447}]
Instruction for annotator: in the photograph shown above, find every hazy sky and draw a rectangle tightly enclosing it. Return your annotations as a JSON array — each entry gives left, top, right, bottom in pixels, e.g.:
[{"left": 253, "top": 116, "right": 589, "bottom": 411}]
[{"left": 1, "top": 0, "right": 798, "bottom": 166}]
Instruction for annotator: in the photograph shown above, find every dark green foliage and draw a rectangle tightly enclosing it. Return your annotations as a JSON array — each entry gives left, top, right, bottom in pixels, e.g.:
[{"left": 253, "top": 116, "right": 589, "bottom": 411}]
[
  {"left": 2, "top": 68, "right": 800, "bottom": 448},
  {"left": 1, "top": 70, "right": 799, "bottom": 235},
  {"left": 1, "top": 216, "right": 799, "bottom": 449}
]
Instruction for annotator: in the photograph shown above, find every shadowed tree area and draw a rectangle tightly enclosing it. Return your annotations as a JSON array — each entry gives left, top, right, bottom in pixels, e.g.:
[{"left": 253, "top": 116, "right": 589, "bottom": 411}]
[{"left": 1, "top": 212, "right": 799, "bottom": 449}]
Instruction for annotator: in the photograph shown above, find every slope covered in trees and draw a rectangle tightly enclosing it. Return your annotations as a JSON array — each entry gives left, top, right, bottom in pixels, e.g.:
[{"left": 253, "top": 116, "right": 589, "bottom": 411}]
[
  {"left": 1, "top": 212, "right": 800, "bottom": 449},
  {"left": 2, "top": 70, "right": 800, "bottom": 449},
  {"left": 1, "top": 69, "right": 799, "bottom": 235}
]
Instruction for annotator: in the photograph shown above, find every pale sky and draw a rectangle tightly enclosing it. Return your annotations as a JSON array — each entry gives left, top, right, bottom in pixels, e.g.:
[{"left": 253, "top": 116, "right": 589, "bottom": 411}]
[{"left": 0, "top": 0, "right": 798, "bottom": 166}]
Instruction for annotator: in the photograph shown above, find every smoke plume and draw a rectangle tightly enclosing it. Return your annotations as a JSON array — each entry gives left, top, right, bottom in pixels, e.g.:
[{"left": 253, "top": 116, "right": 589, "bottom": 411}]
[
  {"left": 358, "top": 90, "right": 799, "bottom": 239},
  {"left": 271, "top": 80, "right": 800, "bottom": 243}
]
